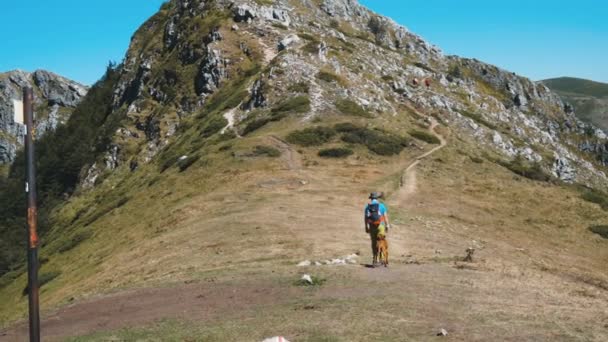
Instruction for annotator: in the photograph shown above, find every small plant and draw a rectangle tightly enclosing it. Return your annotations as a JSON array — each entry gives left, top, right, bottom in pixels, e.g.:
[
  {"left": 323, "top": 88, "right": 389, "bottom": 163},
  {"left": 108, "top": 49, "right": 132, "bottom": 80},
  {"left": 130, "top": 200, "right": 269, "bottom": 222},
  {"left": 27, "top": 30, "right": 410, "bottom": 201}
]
[
  {"left": 589, "top": 225, "right": 608, "bottom": 239},
  {"left": 317, "top": 70, "right": 346, "bottom": 86},
  {"left": 252, "top": 145, "right": 281, "bottom": 158},
  {"left": 581, "top": 189, "right": 608, "bottom": 210},
  {"left": 341, "top": 127, "right": 409, "bottom": 156},
  {"left": 288, "top": 82, "right": 310, "bottom": 93},
  {"left": 272, "top": 96, "right": 311, "bottom": 115},
  {"left": 286, "top": 126, "right": 336, "bottom": 146},
  {"left": 334, "top": 122, "right": 360, "bottom": 133},
  {"left": 409, "top": 130, "right": 441, "bottom": 144},
  {"left": 319, "top": 147, "right": 354, "bottom": 158},
  {"left": 201, "top": 117, "right": 228, "bottom": 138},
  {"left": 497, "top": 158, "right": 552, "bottom": 182},
  {"left": 335, "top": 99, "right": 370, "bottom": 118},
  {"left": 298, "top": 33, "right": 319, "bottom": 42},
  {"left": 302, "top": 42, "right": 320, "bottom": 54},
  {"left": 470, "top": 156, "right": 484, "bottom": 164},
  {"left": 177, "top": 155, "right": 200, "bottom": 172}
]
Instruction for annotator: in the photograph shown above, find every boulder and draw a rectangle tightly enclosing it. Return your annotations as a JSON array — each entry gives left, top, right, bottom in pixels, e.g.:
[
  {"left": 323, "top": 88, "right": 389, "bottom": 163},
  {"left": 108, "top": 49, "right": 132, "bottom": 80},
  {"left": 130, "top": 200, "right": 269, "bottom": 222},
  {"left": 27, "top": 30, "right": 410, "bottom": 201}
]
[{"left": 278, "top": 34, "right": 301, "bottom": 51}]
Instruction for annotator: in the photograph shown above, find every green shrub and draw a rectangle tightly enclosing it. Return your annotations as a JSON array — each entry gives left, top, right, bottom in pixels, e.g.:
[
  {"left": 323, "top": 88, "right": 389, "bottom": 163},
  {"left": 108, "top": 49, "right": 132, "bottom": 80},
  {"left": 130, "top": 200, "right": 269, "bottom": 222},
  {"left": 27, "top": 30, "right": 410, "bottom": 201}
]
[
  {"left": 201, "top": 116, "right": 228, "bottom": 138},
  {"left": 243, "top": 117, "right": 272, "bottom": 135},
  {"left": 23, "top": 271, "right": 61, "bottom": 296},
  {"left": 581, "top": 189, "right": 608, "bottom": 210},
  {"left": 497, "top": 159, "right": 552, "bottom": 182},
  {"left": 286, "top": 127, "right": 337, "bottom": 146},
  {"left": 341, "top": 127, "right": 409, "bottom": 156},
  {"left": 589, "top": 225, "right": 608, "bottom": 239},
  {"left": 335, "top": 99, "right": 370, "bottom": 117},
  {"left": 470, "top": 156, "right": 484, "bottom": 164},
  {"left": 252, "top": 145, "right": 281, "bottom": 158},
  {"left": 298, "top": 33, "right": 319, "bottom": 42},
  {"left": 409, "top": 130, "right": 441, "bottom": 144},
  {"left": 302, "top": 42, "right": 320, "bottom": 54},
  {"left": 288, "top": 82, "right": 310, "bottom": 93},
  {"left": 334, "top": 122, "right": 360, "bottom": 133},
  {"left": 317, "top": 70, "right": 344, "bottom": 85},
  {"left": 177, "top": 155, "right": 201, "bottom": 172},
  {"left": 272, "top": 96, "right": 311, "bottom": 115},
  {"left": 319, "top": 147, "right": 354, "bottom": 158}
]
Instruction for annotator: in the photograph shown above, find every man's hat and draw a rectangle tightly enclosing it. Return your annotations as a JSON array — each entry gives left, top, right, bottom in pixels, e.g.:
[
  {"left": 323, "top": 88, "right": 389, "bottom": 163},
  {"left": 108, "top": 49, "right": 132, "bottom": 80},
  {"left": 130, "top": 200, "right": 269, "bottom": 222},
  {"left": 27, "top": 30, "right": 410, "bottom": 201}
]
[{"left": 369, "top": 192, "right": 380, "bottom": 199}]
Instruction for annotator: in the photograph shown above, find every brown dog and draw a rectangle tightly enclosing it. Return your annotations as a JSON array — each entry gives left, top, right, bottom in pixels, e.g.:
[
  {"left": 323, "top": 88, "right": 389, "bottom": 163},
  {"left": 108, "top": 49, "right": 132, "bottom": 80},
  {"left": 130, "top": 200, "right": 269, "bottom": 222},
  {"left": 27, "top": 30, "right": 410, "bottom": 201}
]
[{"left": 376, "top": 236, "right": 389, "bottom": 267}]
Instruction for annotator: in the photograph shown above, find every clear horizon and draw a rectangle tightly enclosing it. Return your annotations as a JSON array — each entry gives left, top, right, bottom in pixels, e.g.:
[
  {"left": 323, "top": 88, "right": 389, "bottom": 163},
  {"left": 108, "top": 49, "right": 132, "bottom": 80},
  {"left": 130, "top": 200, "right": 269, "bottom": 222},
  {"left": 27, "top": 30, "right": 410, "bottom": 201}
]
[{"left": 1, "top": 0, "right": 606, "bottom": 85}]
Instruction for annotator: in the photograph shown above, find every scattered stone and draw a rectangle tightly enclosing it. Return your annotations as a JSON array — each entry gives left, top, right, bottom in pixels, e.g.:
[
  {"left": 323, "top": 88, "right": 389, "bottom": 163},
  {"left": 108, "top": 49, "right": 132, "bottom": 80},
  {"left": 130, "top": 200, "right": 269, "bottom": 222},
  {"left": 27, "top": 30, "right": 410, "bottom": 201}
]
[
  {"left": 278, "top": 34, "right": 301, "bottom": 51},
  {"left": 437, "top": 328, "right": 448, "bottom": 336},
  {"left": 297, "top": 260, "right": 311, "bottom": 267},
  {"left": 262, "top": 337, "right": 290, "bottom": 342},
  {"left": 301, "top": 274, "right": 313, "bottom": 285}
]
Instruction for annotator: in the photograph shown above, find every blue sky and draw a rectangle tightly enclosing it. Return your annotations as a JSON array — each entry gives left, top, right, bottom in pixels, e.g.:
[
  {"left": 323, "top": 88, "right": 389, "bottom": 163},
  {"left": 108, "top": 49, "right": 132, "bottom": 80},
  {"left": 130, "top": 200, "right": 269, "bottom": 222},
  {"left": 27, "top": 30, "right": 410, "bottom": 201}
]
[{"left": 1, "top": 0, "right": 606, "bottom": 85}]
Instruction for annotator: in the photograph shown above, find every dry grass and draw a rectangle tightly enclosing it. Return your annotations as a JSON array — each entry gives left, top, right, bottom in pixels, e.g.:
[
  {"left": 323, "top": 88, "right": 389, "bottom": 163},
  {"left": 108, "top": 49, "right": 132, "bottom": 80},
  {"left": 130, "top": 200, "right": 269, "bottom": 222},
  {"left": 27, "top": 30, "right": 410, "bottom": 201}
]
[{"left": 1, "top": 122, "right": 607, "bottom": 341}]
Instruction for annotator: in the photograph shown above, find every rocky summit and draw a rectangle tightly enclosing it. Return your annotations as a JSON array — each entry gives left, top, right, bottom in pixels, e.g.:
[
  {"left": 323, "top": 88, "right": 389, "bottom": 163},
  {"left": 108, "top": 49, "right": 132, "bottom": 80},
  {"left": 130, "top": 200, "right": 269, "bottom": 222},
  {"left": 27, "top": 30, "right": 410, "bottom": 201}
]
[
  {"left": 0, "top": 69, "right": 88, "bottom": 163},
  {"left": 71, "top": 0, "right": 606, "bottom": 188},
  {"left": 1, "top": 1, "right": 607, "bottom": 340}
]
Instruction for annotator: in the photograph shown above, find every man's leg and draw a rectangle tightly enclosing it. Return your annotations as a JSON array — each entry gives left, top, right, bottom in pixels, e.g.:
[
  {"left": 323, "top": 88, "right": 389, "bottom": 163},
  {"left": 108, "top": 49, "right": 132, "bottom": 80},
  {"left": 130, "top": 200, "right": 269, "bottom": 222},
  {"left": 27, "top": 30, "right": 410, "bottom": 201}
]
[{"left": 370, "top": 225, "right": 379, "bottom": 264}]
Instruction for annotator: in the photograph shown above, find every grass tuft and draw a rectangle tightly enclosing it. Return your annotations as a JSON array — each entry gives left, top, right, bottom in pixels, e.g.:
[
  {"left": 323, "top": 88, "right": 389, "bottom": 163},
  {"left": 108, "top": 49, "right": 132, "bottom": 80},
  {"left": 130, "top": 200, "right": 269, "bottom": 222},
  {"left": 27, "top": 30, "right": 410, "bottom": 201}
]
[
  {"left": 318, "top": 147, "right": 354, "bottom": 158},
  {"left": 589, "top": 225, "right": 608, "bottom": 239},
  {"left": 286, "top": 127, "right": 336, "bottom": 147},
  {"left": 335, "top": 99, "right": 370, "bottom": 117},
  {"left": 409, "top": 130, "right": 441, "bottom": 144}
]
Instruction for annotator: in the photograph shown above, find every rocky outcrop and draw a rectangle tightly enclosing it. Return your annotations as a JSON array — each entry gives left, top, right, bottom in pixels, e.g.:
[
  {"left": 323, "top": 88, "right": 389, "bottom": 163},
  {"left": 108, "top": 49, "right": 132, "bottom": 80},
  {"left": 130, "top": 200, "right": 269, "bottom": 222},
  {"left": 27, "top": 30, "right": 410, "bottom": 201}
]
[
  {"left": 195, "top": 47, "right": 227, "bottom": 96},
  {"left": 0, "top": 70, "right": 87, "bottom": 163}
]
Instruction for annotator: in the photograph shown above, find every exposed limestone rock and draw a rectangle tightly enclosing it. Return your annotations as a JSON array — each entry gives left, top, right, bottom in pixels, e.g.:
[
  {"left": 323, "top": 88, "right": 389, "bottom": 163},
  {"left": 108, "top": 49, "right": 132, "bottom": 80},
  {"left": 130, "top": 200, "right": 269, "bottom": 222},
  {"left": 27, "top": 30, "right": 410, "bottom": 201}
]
[
  {"left": 0, "top": 70, "right": 87, "bottom": 163},
  {"left": 195, "top": 47, "right": 226, "bottom": 96},
  {"left": 278, "top": 34, "right": 301, "bottom": 51}
]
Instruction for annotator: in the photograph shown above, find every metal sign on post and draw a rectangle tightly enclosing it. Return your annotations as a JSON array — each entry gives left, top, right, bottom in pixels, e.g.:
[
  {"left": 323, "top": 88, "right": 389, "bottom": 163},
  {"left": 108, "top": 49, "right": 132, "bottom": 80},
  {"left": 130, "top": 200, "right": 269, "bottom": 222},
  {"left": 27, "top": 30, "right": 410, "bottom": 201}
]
[
  {"left": 23, "top": 87, "right": 40, "bottom": 342},
  {"left": 13, "top": 99, "right": 24, "bottom": 125}
]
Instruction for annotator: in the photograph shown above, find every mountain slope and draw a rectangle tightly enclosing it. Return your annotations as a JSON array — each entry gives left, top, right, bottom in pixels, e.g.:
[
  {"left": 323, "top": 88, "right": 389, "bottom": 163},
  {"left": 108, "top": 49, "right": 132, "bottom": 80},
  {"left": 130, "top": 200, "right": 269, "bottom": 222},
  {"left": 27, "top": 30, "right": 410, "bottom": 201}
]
[
  {"left": 0, "top": 70, "right": 88, "bottom": 163},
  {"left": 1, "top": 0, "right": 607, "bottom": 340},
  {"left": 543, "top": 77, "right": 608, "bottom": 131}
]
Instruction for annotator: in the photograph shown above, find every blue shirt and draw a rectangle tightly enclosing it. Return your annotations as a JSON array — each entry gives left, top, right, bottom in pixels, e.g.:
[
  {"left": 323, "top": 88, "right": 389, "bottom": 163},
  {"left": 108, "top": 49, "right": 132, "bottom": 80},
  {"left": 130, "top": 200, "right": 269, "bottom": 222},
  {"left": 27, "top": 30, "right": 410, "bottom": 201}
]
[{"left": 364, "top": 199, "right": 387, "bottom": 217}]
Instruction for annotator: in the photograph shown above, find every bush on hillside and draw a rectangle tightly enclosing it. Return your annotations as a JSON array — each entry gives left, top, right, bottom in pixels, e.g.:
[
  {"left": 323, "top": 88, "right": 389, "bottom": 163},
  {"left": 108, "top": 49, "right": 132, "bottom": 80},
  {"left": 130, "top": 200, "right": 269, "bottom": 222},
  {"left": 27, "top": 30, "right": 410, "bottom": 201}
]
[
  {"left": 341, "top": 127, "right": 409, "bottom": 156},
  {"left": 286, "top": 126, "right": 337, "bottom": 146},
  {"left": 335, "top": 99, "right": 370, "bottom": 117},
  {"left": 271, "top": 96, "right": 311, "bottom": 115},
  {"left": 200, "top": 116, "right": 228, "bottom": 138},
  {"left": 177, "top": 155, "right": 201, "bottom": 172},
  {"left": 589, "top": 225, "right": 608, "bottom": 239},
  {"left": 581, "top": 189, "right": 608, "bottom": 210},
  {"left": 334, "top": 122, "right": 360, "bottom": 133},
  {"left": 497, "top": 158, "right": 552, "bottom": 182},
  {"left": 317, "top": 70, "right": 345, "bottom": 85},
  {"left": 318, "top": 147, "right": 354, "bottom": 158},
  {"left": 252, "top": 145, "right": 281, "bottom": 158},
  {"left": 409, "top": 130, "right": 441, "bottom": 144}
]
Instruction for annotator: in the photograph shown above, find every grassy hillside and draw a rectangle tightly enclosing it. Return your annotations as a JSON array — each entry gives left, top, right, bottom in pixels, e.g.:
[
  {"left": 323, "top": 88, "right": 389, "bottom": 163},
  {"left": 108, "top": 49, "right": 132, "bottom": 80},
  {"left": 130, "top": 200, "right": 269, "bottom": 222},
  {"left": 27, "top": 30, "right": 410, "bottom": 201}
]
[
  {"left": 543, "top": 77, "right": 608, "bottom": 131},
  {"left": 543, "top": 77, "right": 608, "bottom": 98}
]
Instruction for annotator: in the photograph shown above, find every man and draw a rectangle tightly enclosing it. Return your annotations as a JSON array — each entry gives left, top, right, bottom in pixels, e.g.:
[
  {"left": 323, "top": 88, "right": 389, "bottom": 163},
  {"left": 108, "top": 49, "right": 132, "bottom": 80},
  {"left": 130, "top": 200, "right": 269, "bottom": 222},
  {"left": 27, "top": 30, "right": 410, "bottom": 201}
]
[{"left": 364, "top": 192, "right": 391, "bottom": 266}]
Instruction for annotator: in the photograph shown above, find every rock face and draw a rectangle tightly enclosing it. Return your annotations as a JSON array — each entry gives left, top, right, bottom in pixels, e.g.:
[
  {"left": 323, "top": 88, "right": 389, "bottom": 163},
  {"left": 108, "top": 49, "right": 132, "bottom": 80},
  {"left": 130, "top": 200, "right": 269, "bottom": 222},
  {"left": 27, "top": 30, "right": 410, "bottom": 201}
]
[
  {"left": 0, "top": 70, "right": 88, "bottom": 163},
  {"left": 73, "top": 0, "right": 608, "bottom": 190}
]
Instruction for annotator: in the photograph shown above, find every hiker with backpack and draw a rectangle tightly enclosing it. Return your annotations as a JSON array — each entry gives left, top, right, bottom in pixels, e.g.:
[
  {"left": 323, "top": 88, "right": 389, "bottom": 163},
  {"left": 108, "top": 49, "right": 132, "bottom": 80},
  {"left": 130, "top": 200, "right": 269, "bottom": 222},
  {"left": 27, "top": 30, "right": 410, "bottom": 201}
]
[{"left": 364, "top": 192, "right": 391, "bottom": 266}]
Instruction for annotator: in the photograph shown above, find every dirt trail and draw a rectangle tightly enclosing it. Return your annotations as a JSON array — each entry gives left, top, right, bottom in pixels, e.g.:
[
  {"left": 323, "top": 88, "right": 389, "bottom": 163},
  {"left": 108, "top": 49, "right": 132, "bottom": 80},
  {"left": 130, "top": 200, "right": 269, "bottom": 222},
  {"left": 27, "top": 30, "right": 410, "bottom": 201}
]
[
  {"left": 268, "top": 135, "right": 302, "bottom": 171},
  {"left": 394, "top": 117, "right": 447, "bottom": 206}
]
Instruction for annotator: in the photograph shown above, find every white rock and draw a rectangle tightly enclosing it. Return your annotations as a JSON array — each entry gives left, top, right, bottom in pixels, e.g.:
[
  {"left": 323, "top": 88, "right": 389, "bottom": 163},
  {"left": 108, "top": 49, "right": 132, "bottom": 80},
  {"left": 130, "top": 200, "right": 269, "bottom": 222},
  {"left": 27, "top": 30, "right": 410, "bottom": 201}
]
[
  {"left": 301, "top": 274, "right": 313, "bottom": 284},
  {"left": 262, "top": 337, "right": 291, "bottom": 342},
  {"left": 297, "top": 260, "right": 312, "bottom": 267}
]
